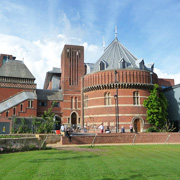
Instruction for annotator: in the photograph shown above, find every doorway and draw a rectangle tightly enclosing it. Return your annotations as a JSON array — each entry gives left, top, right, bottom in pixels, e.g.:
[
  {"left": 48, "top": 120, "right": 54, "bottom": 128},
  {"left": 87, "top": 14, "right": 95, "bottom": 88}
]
[
  {"left": 71, "top": 112, "right": 77, "bottom": 127},
  {"left": 134, "top": 119, "right": 141, "bottom": 133}
]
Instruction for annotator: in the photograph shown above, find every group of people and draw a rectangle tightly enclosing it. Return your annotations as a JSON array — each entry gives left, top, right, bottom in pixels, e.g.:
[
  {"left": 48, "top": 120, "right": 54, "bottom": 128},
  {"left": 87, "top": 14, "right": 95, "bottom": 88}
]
[
  {"left": 60, "top": 123, "right": 136, "bottom": 137},
  {"left": 98, "top": 123, "right": 135, "bottom": 133}
]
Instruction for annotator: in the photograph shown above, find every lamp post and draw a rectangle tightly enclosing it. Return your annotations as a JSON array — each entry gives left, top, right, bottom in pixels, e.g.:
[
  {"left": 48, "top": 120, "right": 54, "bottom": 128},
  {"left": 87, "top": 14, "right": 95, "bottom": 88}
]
[{"left": 114, "top": 70, "right": 119, "bottom": 133}]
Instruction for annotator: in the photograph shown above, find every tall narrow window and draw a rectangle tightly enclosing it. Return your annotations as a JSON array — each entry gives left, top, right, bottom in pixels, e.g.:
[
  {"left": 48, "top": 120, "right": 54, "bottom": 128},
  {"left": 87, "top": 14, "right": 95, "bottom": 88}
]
[
  {"left": 28, "top": 100, "right": 33, "bottom": 108},
  {"left": 20, "top": 104, "right": 23, "bottom": 111},
  {"left": 75, "top": 97, "right": 78, "bottom": 109},
  {"left": 6, "top": 111, "right": 8, "bottom": 117},
  {"left": 133, "top": 91, "right": 139, "bottom": 105},
  {"left": 13, "top": 107, "right": 16, "bottom": 115},
  {"left": 71, "top": 97, "right": 74, "bottom": 109},
  {"left": 105, "top": 92, "right": 111, "bottom": 105}
]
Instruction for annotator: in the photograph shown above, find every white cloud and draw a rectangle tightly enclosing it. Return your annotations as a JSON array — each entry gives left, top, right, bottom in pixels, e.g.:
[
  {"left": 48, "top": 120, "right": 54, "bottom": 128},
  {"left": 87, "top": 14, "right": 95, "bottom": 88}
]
[{"left": 0, "top": 33, "right": 101, "bottom": 89}]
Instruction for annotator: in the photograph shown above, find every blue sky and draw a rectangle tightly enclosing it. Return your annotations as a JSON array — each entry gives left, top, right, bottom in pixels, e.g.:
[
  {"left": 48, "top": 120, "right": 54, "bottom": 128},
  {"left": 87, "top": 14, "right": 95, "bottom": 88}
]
[{"left": 0, "top": 0, "right": 180, "bottom": 88}]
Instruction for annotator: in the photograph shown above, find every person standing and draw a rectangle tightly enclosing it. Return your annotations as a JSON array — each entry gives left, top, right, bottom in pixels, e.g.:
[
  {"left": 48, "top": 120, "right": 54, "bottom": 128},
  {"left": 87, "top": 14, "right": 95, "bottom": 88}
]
[
  {"left": 121, "top": 126, "right": 125, "bottom": 133},
  {"left": 99, "top": 123, "right": 104, "bottom": 133},
  {"left": 129, "top": 124, "right": 133, "bottom": 133},
  {"left": 61, "top": 124, "right": 65, "bottom": 136}
]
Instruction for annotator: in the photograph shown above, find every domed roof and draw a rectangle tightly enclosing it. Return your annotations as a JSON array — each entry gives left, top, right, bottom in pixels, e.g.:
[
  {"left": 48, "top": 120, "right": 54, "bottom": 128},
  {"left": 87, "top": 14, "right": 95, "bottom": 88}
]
[{"left": 91, "top": 37, "right": 154, "bottom": 73}]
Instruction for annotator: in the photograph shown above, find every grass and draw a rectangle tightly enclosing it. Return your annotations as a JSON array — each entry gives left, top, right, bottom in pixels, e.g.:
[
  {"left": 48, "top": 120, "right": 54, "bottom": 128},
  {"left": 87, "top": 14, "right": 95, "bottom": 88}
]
[
  {"left": 0, "top": 144, "right": 180, "bottom": 180},
  {"left": 0, "top": 135, "right": 21, "bottom": 138}
]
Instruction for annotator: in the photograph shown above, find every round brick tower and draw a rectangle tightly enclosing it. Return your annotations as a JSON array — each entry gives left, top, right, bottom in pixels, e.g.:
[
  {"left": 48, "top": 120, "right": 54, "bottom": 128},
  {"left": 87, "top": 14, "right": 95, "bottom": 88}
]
[{"left": 82, "top": 37, "right": 158, "bottom": 132}]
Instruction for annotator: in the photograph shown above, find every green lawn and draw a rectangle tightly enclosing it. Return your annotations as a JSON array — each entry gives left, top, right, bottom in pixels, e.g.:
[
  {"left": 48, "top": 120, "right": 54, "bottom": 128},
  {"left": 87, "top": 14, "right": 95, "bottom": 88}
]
[{"left": 0, "top": 145, "right": 180, "bottom": 180}]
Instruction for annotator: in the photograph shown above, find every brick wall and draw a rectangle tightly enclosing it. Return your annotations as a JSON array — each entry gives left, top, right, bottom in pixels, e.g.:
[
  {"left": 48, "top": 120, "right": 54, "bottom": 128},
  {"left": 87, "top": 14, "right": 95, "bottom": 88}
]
[
  {"left": 84, "top": 69, "right": 158, "bottom": 88},
  {"left": 61, "top": 133, "right": 180, "bottom": 145}
]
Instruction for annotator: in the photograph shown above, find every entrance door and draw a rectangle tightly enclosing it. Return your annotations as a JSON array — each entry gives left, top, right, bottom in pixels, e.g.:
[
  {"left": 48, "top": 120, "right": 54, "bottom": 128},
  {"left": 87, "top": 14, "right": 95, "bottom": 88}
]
[
  {"left": 71, "top": 112, "right": 77, "bottom": 128},
  {"left": 0, "top": 122, "right": 10, "bottom": 134},
  {"left": 134, "top": 119, "right": 141, "bottom": 133}
]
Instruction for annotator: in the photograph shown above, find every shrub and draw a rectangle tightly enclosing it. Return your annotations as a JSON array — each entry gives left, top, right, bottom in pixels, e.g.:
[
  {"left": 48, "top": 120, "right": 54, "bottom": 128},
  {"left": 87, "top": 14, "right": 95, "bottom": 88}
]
[{"left": 146, "top": 126, "right": 160, "bottom": 132}]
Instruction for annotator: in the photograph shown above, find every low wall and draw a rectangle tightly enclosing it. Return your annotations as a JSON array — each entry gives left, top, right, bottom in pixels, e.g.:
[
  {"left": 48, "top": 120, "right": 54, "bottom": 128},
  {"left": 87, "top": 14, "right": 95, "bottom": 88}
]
[
  {"left": 0, "top": 137, "right": 43, "bottom": 152},
  {"left": 36, "top": 134, "right": 61, "bottom": 144},
  {"left": 0, "top": 134, "right": 61, "bottom": 152},
  {"left": 61, "top": 133, "right": 180, "bottom": 145}
]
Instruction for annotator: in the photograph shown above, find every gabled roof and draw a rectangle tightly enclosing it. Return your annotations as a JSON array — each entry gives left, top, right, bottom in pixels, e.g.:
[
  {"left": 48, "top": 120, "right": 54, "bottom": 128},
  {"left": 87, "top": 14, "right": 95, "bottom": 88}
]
[
  {"left": 0, "top": 60, "right": 35, "bottom": 79},
  {"left": 36, "top": 89, "right": 63, "bottom": 101},
  {"left": 0, "top": 91, "right": 36, "bottom": 113},
  {"left": 91, "top": 37, "right": 154, "bottom": 73}
]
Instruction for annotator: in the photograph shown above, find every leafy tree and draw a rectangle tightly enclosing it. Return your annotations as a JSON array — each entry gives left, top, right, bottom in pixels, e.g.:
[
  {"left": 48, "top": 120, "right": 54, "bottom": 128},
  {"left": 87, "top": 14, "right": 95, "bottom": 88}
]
[
  {"left": 143, "top": 84, "right": 168, "bottom": 129},
  {"left": 41, "top": 102, "right": 56, "bottom": 133}
]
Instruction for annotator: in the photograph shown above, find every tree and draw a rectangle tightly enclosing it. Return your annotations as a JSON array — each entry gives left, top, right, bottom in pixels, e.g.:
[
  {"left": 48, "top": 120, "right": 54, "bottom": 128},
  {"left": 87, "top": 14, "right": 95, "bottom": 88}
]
[
  {"left": 143, "top": 84, "right": 168, "bottom": 129},
  {"left": 40, "top": 102, "right": 56, "bottom": 133}
]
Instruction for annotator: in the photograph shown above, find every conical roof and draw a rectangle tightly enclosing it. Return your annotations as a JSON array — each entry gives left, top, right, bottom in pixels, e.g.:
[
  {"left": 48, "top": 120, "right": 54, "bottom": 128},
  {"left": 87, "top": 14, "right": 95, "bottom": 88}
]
[{"left": 91, "top": 37, "right": 153, "bottom": 73}]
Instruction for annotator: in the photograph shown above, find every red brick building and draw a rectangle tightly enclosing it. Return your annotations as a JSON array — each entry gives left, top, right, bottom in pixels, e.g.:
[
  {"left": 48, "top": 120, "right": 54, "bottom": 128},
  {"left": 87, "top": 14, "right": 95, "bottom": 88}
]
[{"left": 0, "top": 36, "right": 174, "bottom": 134}]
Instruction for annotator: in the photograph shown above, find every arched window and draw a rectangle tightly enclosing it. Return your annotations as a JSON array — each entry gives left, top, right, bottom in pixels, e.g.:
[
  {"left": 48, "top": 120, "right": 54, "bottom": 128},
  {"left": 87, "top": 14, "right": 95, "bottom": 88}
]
[
  {"left": 13, "top": 107, "right": 16, "bottom": 115},
  {"left": 133, "top": 91, "right": 139, "bottom": 105},
  {"left": 6, "top": 111, "right": 8, "bottom": 117},
  {"left": 105, "top": 92, "right": 111, "bottom": 105}
]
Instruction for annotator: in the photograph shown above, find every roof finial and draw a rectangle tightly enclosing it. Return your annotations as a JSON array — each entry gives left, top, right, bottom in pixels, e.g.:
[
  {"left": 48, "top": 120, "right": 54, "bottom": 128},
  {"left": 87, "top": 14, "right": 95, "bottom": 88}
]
[
  {"left": 103, "top": 36, "right": 106, "bottom": 51},
  {"left": 115, "top": 26, "right": 117, "bottom": 39}
]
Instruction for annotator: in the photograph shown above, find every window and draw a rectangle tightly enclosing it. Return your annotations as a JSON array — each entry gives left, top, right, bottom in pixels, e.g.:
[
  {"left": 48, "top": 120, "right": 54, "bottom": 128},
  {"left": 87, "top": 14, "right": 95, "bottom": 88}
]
[
  {"left": 71, "top": 97, "right": 74, "bottom": 109},
  {"left": 120, "top": 58, "right": 127, "bottom": 68},
  {"left": 100, "top": 60, "right": 107, "bottom": 71},
  {"left": 20, "top": 104, "right": 23, "bottom": 111},
  {"left": 3, "top": 56, "right": 8, "bottom": 65},
  {"left": 51, "top": 102, "right": 60, "bottom": 107},
  {"left": 84, "top": 95, "right": 88, "bottom": 107},
  {"left": 13, "top": 107, "right": 16, "bottom": 115},
  {"left": 6, "top": 111, "right": 8, "bottom": 117},
  {"left": 28, "top": 100, "right": 33, "bottom": 108},
  {"left": 39, "top": 102, "right": 47, "bottom": 107},
  {"left": 133, "top": 91, "right": 139, "bottom": 105},
  {"left": 75, "top": 97, "right": 78, "bottom": 109},
  {"left": 105, "top": 92, "right": 111, "bottom": 105}
]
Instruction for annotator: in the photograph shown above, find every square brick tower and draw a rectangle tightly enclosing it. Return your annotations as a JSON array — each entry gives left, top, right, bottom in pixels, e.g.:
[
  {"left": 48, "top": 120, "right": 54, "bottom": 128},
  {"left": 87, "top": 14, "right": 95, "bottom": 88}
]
[{"left": 61, "top": 45, "right": 84, "bottom": 127}]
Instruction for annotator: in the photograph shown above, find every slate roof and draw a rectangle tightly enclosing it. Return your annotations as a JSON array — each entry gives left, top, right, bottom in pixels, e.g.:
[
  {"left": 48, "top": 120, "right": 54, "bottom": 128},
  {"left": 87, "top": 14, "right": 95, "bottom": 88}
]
[
  {"left": 85, "top": 63, "right": 94, "bottom": 74},
  {"left": 43, "top": 67, "right": 61, "bottom": 89},
  {"left": 91, "top": 37, "right": 154, "bottom": 73},
  {"left": 36, "top": 89, "right": 63, "bottom": 101},
  {"left": 0, "top": 60, "right": 35, "bottom": 79},
  {"left": 0, "top": 91, "right": 36, "bottom": 113}
]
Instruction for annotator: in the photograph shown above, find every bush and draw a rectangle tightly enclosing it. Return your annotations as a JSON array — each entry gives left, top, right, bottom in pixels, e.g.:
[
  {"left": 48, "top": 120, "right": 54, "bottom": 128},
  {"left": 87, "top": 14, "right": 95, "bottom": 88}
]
[{"left": 146, "top": 126, "right": 160, "bottom": 132}]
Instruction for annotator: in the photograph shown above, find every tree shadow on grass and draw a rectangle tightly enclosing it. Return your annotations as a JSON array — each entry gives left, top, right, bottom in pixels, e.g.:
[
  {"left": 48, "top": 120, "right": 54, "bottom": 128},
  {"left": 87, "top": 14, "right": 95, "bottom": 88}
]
[
  {"left": 119, "top": 172, "right": 163, "bottom": 180},
  {"left": 28, "top": 154, "right": 99, "bottom": 163}
]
